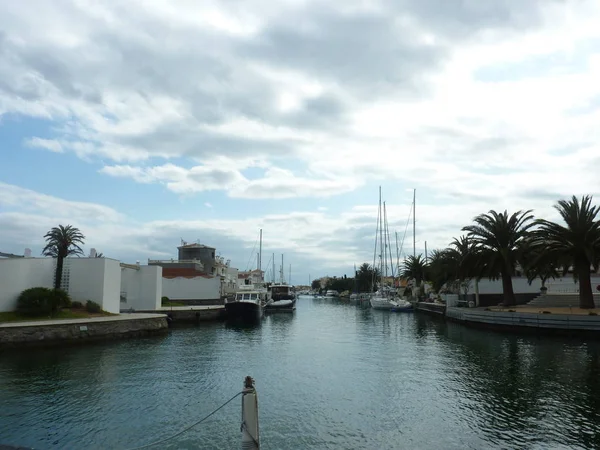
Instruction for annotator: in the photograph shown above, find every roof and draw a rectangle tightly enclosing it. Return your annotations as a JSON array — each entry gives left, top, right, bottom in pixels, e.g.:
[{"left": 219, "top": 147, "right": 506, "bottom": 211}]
[
  {"left": 177, "top": 243, "right": 216, "bottom": 250},
  {"left": 162, "top": 268, "right": 213, "bottom": 279}
]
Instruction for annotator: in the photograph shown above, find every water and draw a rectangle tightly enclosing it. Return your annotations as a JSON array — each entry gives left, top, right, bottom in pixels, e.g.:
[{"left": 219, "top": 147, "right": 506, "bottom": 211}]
[{"left": 2, "top": 297, "right": 600, "bottom": 449}]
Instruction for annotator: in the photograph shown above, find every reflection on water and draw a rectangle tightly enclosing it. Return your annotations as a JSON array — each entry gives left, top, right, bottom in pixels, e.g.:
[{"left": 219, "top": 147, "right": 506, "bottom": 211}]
[{"left": 1, "top": 297, "right": 600, "bottom": 449}]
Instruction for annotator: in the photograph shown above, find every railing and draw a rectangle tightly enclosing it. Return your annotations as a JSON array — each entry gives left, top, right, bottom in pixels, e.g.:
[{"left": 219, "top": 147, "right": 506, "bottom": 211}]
[
  {"left": 546, "top": 282, "right": 580, "bottom": 294},
  {"left": 148, "top": 259, "right": 205, "bottom": 269}
]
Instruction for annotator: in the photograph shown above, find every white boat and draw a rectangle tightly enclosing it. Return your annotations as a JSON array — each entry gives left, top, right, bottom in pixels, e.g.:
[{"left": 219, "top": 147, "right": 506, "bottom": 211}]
[
  {"left": 265, "top": 282, "right": 296, "bottom": 312},
  {"left": 369, "top": 187, "right": 406, "bottom": 311},
  {"left": 324, "top": 290, "right": 339, "bottom": 298}
]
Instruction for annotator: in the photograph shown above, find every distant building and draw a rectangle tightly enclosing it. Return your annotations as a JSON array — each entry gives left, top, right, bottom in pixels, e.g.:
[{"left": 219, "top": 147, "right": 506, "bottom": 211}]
[
  {"left": 148, "top": 240, "right": 235, "bottom": 303},
  {"left": 238, "top": 269, "right": 264, "bottom": 287}
]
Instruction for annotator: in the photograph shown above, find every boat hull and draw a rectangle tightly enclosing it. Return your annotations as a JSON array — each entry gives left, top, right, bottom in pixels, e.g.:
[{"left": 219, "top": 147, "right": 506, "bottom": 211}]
[
  {"left": 370, "top": 297, "right": 400, "bottom": 310},
  {"left": 225, "top": 301, "right": 263, "bottom": 321},
  {"left": 265, "top": 298, "right": 296, "bottom": 313}
]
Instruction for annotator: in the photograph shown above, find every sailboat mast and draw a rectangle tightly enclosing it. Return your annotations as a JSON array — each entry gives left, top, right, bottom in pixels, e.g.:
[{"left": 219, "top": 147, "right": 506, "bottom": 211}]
[
  {"left": 289, "top": 264, "right": 291, "bottom": 286},
  {"left": 259, "top": 229, "right": 262, "bottom": 274},
  {"left": 384, "top": 202, "right": 394, "bottom": 279},
  {"left": 413, "top": 188, "right": 416, "bottom": 258},
  {"left": 379, "top": 187, "right": 384, "bottom": 284},
  {"left": 383, "top": 201, "right": 388, "bottom": 279},
  {"left": 272, "top": 253, "right": 275, "bottom": 283},
  {"left": 395, "top": 231, "right": 400, "bottom": 276},
  {"left": 281, "top": 254, "right": 284, "bottom": 283}
]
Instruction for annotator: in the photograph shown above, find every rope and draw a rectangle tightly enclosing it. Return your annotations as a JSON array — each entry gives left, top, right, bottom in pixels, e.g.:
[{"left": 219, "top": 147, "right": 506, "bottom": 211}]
[{"left": 124, "top": 391, "right": 243, "bottom": 450}]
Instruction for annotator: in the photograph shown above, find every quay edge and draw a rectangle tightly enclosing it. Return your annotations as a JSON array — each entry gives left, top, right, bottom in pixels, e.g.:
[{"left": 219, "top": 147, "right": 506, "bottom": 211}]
[{"left": 0, "top": 314, "right": 168, "bottom": 349}]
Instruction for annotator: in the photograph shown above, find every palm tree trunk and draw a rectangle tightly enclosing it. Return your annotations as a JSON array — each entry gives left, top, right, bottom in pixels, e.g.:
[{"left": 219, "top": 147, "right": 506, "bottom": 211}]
[
  {"left": 578, "top": 265, "right": 595, "bottom": 309},
  {"left": 54, "top": 256, "right": 64, "bottom": 290},
  {"left": 501, "top": 271, "right": 516, "bottom": 307}
]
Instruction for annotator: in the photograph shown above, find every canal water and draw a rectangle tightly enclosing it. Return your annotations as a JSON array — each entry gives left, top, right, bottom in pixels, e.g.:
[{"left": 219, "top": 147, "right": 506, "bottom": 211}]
[{"left": 1, "top": 296, "right": 600, "bottom": 449}]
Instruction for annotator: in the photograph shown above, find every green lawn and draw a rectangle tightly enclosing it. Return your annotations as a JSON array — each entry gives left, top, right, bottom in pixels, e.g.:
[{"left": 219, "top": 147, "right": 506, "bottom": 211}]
[
  {"left": 0, "top": 309, "right": 115, "bottom": 323},
  {"left": 162, "top": 301, "right": 186, "bottom": 307}
]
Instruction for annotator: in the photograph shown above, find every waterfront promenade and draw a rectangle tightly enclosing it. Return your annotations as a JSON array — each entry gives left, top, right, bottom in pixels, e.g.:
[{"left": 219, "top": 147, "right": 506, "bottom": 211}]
[{"left": 0, "top": 313, "right": 168, "bottom": 348}]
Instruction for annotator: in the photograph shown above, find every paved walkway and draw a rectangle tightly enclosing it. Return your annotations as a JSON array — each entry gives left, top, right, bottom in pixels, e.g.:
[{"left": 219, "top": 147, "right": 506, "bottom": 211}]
[
  {"left": 0, "top": 313, "right": 166, "bottom": 328},
  {"left": 156, "top": 305, "right": 224, "bottom": 311},
  {"left": 488, "top": 306, "right": 600, "bottom": 315}
]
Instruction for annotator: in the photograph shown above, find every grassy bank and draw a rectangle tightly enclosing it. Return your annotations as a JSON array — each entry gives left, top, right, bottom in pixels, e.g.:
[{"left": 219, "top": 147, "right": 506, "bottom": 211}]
[{"left": 0, "top": 308, "right": 116, "bottom": 324}]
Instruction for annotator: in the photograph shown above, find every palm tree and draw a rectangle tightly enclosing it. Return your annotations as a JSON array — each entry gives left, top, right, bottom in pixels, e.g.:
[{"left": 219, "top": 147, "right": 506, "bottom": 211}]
[
  {"left": 534, "top": 195, "right": 600, "bottom": 309},
  {"left": 400, "top": 254, "right": 428, "bottom": 287},
  {"left": 356, "top": 262, "right": 379, "bottom": 292},
  {"left": 463, "top": 210, "right": 535, "bottom": 307},
  {"left": 42, "top": 225, "right": 85, "bottom": 290},
  {"left": 520, "top": 238, "right": 559, "bottom": 292},
  {"left": 445, "top": 235, "right": 480, "bottom": 297}
]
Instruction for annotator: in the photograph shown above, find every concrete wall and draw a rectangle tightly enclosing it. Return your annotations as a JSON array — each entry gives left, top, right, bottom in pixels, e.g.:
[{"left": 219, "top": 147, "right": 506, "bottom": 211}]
[
  {"left": 0, "top": 257, "right": 123, "bottom": 314},
  {"left": 162, "top": 276, "right": 221, "bottom": 301},
  {"left": 0, "top": 258, "right": 55, "bottom": 312},
  {"left": 61, "top": 258, "right": 122, "bottom": 314},
  {"left": 120, "top": 265, "right": 162, "bottom": 311}
]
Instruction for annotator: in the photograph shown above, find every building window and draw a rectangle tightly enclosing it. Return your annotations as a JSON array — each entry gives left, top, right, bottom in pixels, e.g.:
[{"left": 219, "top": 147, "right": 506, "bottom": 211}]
[{"left": 212, "top": 252, "right": 215, "bottom": 258}]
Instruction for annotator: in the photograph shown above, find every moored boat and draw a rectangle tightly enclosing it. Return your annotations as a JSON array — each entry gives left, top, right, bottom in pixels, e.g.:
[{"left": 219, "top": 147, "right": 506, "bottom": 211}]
[
  {"left": 225, "top": 290, "right": 266, "bottom": 321},
  {"left": 265, "top": 283, "right": 296, "bottom": 312}
]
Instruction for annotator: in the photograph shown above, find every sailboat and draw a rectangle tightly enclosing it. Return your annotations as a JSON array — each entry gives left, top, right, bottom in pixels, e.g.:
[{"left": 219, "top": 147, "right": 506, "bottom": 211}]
[
  {"left": 370, "top": 187, "right": 412, "bottom": 311},
  {"left": 225, "top": 230, "right": 267, "bottom": 321},
  {"left": 265, "top": 254, "right": 296, "bottom": 312}
]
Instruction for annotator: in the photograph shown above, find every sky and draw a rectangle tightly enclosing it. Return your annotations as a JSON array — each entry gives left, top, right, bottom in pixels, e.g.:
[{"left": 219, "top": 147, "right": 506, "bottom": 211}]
[{"left": 1, "top": 0, "right": 600, "bottom": 285}]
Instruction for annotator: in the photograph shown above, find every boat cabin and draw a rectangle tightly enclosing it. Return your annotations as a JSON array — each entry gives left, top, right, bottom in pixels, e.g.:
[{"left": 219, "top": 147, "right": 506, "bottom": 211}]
[
  {"left": 269, "top": 284, "right": 294, "bottom": 301},
  {"left": 235, "top": 292, "right": 263, "bottom": 303}
]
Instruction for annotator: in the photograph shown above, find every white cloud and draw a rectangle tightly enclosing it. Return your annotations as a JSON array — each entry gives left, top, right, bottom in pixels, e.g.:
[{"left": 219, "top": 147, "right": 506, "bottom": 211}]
[
  {"left": 0, "top": 181, "right": 581, "bottom": 280},
  {"left": 24, "top": 137, "right": 63, "bottom": 153},
  {"left": 2, "top": 0, "right": 600, "bottom": 275},
  {"left": 204, "top": 202, "right": 213, "bottom": 208}
]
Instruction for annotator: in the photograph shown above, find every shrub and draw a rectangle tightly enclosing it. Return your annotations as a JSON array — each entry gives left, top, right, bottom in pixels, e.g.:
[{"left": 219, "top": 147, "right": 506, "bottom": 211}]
[
  {"left": 16, "top": 288, "right": 71, "bottom": 316},
  {"left": 52, "top": 289, "right": 71, "bottom": 309},
  {"left": 85, "top": 300, "right": 102, "bottom": 314},
  {"left": 16, "top": 287, "right": 55, "bottom": 316},
  {"left": 71, "top": 301, "right": 83, "bottom": 309},
  {"left": 161, "top": 296, "right": 170, "bottom": 304}
]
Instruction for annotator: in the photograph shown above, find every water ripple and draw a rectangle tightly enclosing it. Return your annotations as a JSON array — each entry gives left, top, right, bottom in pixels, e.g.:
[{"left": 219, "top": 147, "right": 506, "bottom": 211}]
[{"left": 2, "top": 297, "right": 600, "bottom": 449}]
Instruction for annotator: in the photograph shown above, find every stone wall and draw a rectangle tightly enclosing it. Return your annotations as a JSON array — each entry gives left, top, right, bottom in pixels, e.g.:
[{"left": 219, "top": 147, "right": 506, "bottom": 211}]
[{"left": 0, "top": 315, "right": 168, "bottom": 348}]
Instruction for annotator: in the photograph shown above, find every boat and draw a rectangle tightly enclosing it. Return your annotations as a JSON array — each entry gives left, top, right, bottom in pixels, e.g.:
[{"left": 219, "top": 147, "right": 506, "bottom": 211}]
[
  {"left": 225, "top": 288, "right": 266, "bottom": 321},
  {"left": 226, "top": 229, "right": 267, "bottom": 321},
  {"left": 324, "top": 290, "right": 339, "bottom": 298},
  {"left": 265, "top": 282, "right": 296, "bottom": 312},
  {"left": 369, "top": 187, "right": 404, "bottom": 310},
  {"left": 391, "top": 298, "right": 414, "bottom": 312},
  {"left": 264, "top": 254, "right": 296, "bottom": 312}
]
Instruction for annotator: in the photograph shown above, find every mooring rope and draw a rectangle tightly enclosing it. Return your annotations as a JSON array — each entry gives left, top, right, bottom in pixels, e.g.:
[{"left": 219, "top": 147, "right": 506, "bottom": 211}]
[{"left": 124, "top": 391, "right": 244, "bottom": 450}]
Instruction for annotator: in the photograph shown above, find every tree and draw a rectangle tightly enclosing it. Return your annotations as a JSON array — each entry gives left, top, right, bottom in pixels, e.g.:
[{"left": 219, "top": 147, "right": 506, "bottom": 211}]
[
  {"left": 520, "top": 238, "right": 559, "bottom": 291},
  {"left": 463, "top": 210, "right": 535, "bottom": 307},
  {"left": 427, "top": 249, "right": 453, "bottom": 293},
  {"left": 534, "top": 195, "right": 600, "bottom": 309},
  {"left": 42, "top": 225, "right": 85, "bottom": 290},
  {"left": 311, "top": 278, "right": 321, "bottom": 291},
  {"left": 400, "top": 254, "right": 428, "bottom": 287},
  {"left": 95, "top": 252, "right": 104, "bottom": 258},
  {"left": 355, "top": 263, "right": 379, "bottom": 292}
]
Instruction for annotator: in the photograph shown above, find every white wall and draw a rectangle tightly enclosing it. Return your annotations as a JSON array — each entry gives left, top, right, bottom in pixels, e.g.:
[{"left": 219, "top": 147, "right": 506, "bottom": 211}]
[
  {"left": 0, "top": 257, "right": 124, "bottom": 314},
  {"left": 0, "top": 258, "right": 55, "bottom": 312},
  {"left": 162, "top": 276, "right": 221, "bottom": 301},
  {"left": 67, "top": 258, "right": 121, "bottom": 314},
  {"left": 120, "top": 265, "right": 162, "bottom": 310}
]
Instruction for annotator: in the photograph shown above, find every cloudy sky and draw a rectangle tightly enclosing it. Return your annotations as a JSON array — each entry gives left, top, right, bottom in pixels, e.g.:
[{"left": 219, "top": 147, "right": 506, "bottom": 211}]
[{"left": 1, "top": 0, "right": 600, "bottom": 284}]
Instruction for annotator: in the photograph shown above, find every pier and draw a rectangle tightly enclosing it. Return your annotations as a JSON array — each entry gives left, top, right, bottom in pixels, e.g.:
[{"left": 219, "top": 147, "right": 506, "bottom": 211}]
[
  {"left": 131, "top": 305, "right": 226, "bottom": 323},
  {"left": 0, "top": 313, "right": 168, "bottom": 348}
]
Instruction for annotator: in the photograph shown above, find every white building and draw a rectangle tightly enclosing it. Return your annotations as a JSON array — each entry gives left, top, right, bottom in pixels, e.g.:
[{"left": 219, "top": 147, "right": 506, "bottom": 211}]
[{"left": 0, "top": 257, "right": 161, "bottom": 314}]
